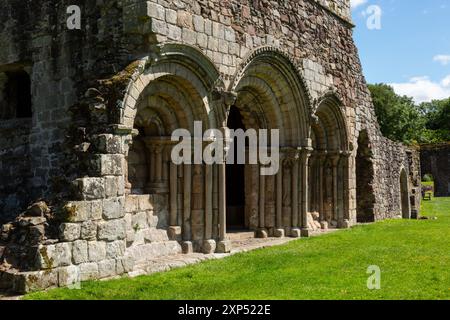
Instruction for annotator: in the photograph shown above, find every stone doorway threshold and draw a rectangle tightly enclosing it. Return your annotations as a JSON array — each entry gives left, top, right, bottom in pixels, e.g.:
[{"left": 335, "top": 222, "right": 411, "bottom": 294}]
[{"left": 128, "top": 228, "right": 338, "bottom": 279}]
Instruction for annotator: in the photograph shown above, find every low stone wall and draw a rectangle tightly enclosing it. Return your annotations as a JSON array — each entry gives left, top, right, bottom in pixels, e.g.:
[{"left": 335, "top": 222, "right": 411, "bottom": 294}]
[{"left": 0, "top": 194, "right": 181, "bottom": 293}]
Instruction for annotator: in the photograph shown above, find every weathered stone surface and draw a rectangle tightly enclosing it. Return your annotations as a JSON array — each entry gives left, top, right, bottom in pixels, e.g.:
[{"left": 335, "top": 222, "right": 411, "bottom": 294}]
[
  {"left": 59, "top": 223, "right": 81, "bottom": 242},
  {"left": 217, "top": 240, "right": 231, "bottom": 253},
  {"left": 202, "top": 240, "right": 216, "bottom": 254},
  {"left": 74, "top": 178, "right": 105, "bottom": 200},
  {"left": 80, "top": 220, "right": 97, "bottom": 241},
  {"left": 255, "top": 229, "right": 268, "bottom": 239},
  {"left": 79, "top": 262, "right": 99, "bottom": 282},
  {"left": 97, "top": 219, "right": 126, "bottom": 241},
  {"left": 106, "top": 240, "right": 126, "bottom": 259},
  {"left": 290, "top": 228, "right": 301, "bottom": 238},
  {"left": 274, "top": 229, "right": 285, "bottom": 238},
  {"left": 37, "top": 243, "right": 72, "bottom": 269},
  {"left": 58, "top": 265, "right": 80, "bottom": 287},
  {"left": 182, "top": 241, "right": 193, "bottom": 254},
  {"left": 98, "top": 259, "right": 116, "bottom": 278},
  {"left": 15, "top": 269, "right": 58, "bottom": 293},
  {"left": 102, "top": 197, "right": 125, "bottom": 220},
  {"left": 25, "top": 201, "right": 50, "bottom": 217},
  {"left": 88, "top": 241, "right": 106, "bottom": 262},
  {"left": 72, "top": 240, "right": 88, "bottom": 264}
]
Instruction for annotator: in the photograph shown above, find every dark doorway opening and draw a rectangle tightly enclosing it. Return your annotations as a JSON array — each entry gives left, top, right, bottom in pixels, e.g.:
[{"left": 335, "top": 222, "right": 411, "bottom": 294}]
[
  {"left": 356, "top": 130, "right": 376, "bottom": 223},
  {"left": 1, "top": 69, "right": 32, "bottom": 120},
  {"left": 226, "top": 106, "right": 246, "bottom": 230}
]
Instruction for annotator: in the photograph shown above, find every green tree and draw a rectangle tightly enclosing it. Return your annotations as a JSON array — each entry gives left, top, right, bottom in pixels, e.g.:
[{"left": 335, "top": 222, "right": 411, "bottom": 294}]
[
  {"left": 419, "top": 98, "right": 450, "bottom": 142},
  {"left": 368, "top": 84, "right": 426, "bottom": 144}
]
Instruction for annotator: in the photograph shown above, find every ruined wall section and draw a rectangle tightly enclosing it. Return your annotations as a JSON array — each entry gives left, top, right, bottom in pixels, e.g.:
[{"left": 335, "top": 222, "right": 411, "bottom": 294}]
[
  {"left": 0, "top": 0, "right": 137, "bottom": 220},
  {"left": 421, "top": 143, "right": 450, "bottom": 197},
  {"left": 372, "top": 139, "right": 421, "bottom": 220}
]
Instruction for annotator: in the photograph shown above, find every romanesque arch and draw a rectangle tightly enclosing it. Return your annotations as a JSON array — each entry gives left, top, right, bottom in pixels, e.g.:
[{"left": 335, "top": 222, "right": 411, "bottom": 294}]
[
  {"left": 309, "top": 93, "right": 351, "bottom": 228},
  {"left": 400, "top": 168, "right": 411, "bottom": 219},
  {"left": 230, "top": 47, "right": 312, "bottom": 147},
  {"left": 120, "top": 44, "right": 228, "bottom": 252},
  {"left": 227, "top": 47, "right": 314, "bottom": 236}
]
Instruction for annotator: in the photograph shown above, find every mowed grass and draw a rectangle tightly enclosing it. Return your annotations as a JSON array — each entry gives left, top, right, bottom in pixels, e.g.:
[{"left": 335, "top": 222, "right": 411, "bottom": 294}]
[{"left": 26, "top": 198, "right": 450, "bottom": 300}]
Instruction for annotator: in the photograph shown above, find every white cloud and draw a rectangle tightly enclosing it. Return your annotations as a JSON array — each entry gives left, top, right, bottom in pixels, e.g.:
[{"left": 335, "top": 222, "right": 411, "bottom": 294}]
[
  {"left": 433, "top": 55, "right": 450, "bottom": 66},
  {"left": 351, "top": 0, "right": 367, "bottom": 9},
  {"left": 390, "top": 75, "right": 450, "bottom": 103}
]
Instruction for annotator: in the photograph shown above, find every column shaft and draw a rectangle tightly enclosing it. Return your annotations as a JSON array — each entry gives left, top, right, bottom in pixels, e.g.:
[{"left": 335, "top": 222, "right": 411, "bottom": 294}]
[
  {"left": 301, "top": 151, "right": 311, "bottom": 233},
  {"left": 205, "top": 164, "right": 213, "bottom": 240},
  {"left": 218, "top": 162, "right": 226, "bottom": 241},
  {"left": 276, "top": 161, "right": 283, "bottom": 229},
  {"left": 183, "top": 164, "right": 192, "bottom": 241},
  {"left": 169, "top": 162, "right": 178, "bottom": 226},
  {"left": 259, "top": 171, "right": 265, "bottom": 229},
  {"left": 292, "top": 160, "right": 299, "bottom": 227}
]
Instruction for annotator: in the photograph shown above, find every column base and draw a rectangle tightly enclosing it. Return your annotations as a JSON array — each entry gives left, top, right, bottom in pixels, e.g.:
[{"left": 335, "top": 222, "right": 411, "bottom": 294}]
[
  {"left": 338, "top": 219, "right": 351, "bottom": 229},
  {"left": 290, "top": 228, "right": 301, "bottom": 238},
  {"left": 255, "top": 228, "right": 268, "bottom": 239},
  {"left": 274, "top": 228, "right": 285, "bottom": 238},
  {"left": 182, "top": 241, "right": 193, "bottom": 254},
  {"left": 301, "top": 228, "right": 311, "bottom": 237},
  {"left": 216, "top": 240, "right": 231, "bottom": 253},
  {"left": 320, "top": 221, "right": 329, "bottom": 230},
  {"left": 202, "top": 240, "right": 217, "bottom": 254},
  {"left": 167, "top": 226, "right": 182, "bottom": 241}
]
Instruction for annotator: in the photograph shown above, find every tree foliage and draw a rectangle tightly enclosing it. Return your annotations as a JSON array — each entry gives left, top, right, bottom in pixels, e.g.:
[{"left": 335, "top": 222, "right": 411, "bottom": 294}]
[{"left": 368, "top": 84, "right": 450, "bottom": 144}]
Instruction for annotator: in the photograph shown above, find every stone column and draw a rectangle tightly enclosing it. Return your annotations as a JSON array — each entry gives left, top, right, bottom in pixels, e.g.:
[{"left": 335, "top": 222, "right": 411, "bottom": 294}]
[
  {"left": 212, "top": 164, "right": 219, "bottom": 239},
  {"left": 182, "top": 164, "right": 192, "bottom": 250},
  {"left": 300, "top": 148, "right": 312, "bottom": 237},
  {"left": 217, "top": 128, "right": 231, "bottom": 253},
  {"left": 318, "top": 152, "right": 326, "bottom": 229},
  {"left": 155, "top": 145, "right": 163, "bottom": 183},
  {"left": 256, "top": 168, "right": 268, "bottom": 238},
  {"left": 291, "top": 155, "right": 300, "bottom": 237},
  {"left": 144, "top": 142, "right": 155, "bottom": 192},
  {"left": 203, "top": 163, "right": 216, "bottom": 253},
  {"left": 168, "top": 158, "right": 181, "bottom": 241},
  {"left": 340, "top": 151, "right": 352, "bottom": 229},
  {"left": 275, "top": 156, "right": 284, "bottom": 238},
  {"left": 330, "top": 153, "right": 341, "bottom": 225},
  {"left": 162, "top": 146, "right": 170, "bottom": 187},
  {"left": 214, "top": 90, "right": 236, "bottom": 253}
]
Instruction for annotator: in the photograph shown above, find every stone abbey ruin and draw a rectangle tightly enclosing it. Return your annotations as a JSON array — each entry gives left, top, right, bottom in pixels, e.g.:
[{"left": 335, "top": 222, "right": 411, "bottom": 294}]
[{"left": 0, "top": 0, "right": 422, "bottom": 293}]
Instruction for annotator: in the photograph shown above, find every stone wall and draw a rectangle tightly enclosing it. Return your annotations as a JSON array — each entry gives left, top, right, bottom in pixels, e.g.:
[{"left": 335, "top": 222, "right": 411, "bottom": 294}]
[
  {"left": 421, "top": 143, "right": 450, "bottom": 197},
  {"left": 0, "top": 0, "right": 421, "bottom": 293},
  {"left": 0, "top": 119, "right": 32, "bottom": 223}
]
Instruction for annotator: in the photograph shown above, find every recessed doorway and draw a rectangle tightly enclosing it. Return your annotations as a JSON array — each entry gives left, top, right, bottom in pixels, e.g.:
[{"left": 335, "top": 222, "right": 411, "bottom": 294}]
[{"left": 226, "top": 106, "right": 246, "bottom": 230}]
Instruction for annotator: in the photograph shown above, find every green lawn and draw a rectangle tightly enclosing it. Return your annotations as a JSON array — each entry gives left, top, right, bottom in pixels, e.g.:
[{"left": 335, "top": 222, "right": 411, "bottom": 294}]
[{"left": 26, "top": 198, "right": 450, "bottom": 300}]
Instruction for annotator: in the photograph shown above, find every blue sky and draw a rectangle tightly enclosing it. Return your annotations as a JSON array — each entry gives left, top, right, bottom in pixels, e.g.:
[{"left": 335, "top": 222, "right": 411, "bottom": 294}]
[{"left": 351, "top": 0, "right": 450, "bottom": 102}]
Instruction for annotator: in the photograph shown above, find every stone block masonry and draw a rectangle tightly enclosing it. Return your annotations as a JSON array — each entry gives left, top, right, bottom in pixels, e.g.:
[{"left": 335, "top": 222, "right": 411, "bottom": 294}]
[{"left": 0, "top": 0, "right": 420, "bottom": 293}]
